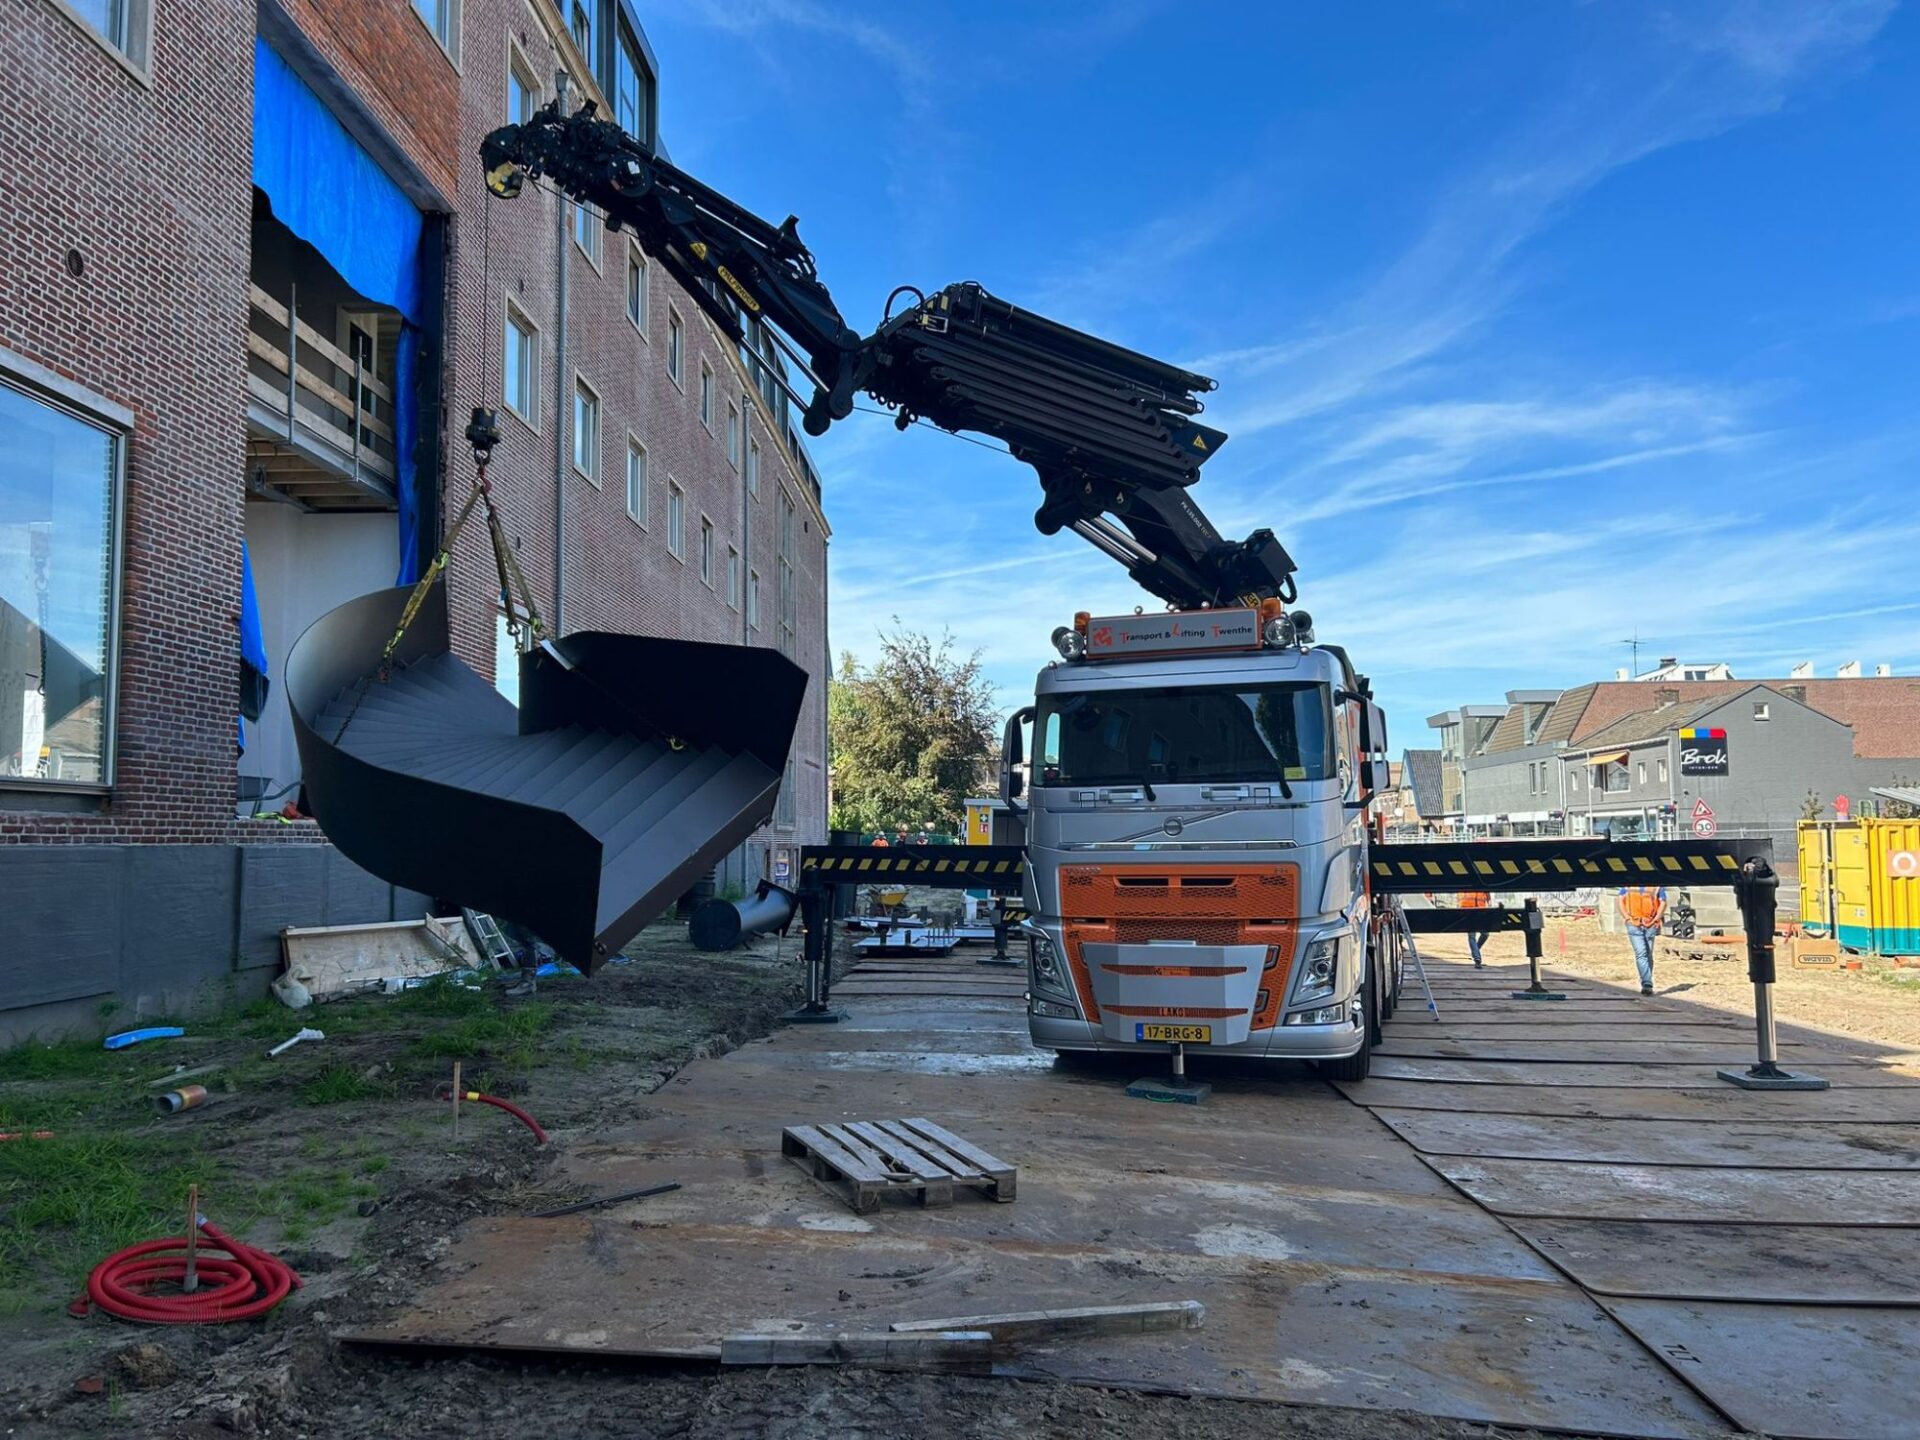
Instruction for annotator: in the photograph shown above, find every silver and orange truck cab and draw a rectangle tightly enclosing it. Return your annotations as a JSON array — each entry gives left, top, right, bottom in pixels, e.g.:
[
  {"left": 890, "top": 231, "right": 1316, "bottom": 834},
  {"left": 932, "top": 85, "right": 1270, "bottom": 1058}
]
[{"left": 1002, "top": 603, "right": 1391, "bottom": 1076}]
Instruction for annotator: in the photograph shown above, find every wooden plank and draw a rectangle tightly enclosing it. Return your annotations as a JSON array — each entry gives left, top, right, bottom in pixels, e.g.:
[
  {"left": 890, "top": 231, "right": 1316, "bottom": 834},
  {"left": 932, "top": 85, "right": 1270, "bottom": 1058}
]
[
  {"left": 890, "top": 1300, "right": 1204, "bottom": 1341},
  {"left": 873, "top": 1119, "right": 988, "bottom": 1184},
  {"left": 781, "top": 1124, "right": 889, "bottom": 1184},
  {"left": 247, "top": 329, "right": 290, "bottom": 375},
  {"left": 249, "top": 283, "right": 288, "bottom": 325},
  {"left": 247, "top": 371, "right": 290, "bottom": 413},
  {"left": 292, "top": 311, "right": 395, "bottom": 400},
  {"left": 900, "top": 1117, "right": 1016, "bottom": 1199},
  {"left": 720, "top": 1330, "right": 992, "bottom": 1374},
  {"left": 844, "top": 1120, "right": 954, "bottom": 1206},
  {"left": 294, "top": 365, "right": 396, "bottom": 442}
]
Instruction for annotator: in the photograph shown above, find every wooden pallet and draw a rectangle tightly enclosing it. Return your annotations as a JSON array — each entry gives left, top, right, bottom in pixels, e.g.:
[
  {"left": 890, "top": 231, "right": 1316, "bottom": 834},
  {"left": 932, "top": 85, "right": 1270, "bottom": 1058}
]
[{"left": 781, "top": 1117, "right": 1017, "bottom": 1213}]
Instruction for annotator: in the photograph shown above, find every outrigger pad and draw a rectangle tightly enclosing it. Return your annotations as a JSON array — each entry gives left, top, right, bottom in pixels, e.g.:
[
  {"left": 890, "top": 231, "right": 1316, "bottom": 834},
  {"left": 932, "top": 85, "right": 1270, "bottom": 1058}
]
[{"left": 286, "top": 587, "right": 807, "bottom": 973}]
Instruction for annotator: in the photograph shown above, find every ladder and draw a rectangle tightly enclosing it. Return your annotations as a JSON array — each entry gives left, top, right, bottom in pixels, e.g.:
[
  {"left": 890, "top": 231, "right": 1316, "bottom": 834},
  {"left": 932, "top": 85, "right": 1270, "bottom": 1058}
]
[
  {"left": 1392, "top": 905, "right": 1441, "bottom": 1022},
  {"left": 462, "top": 908, "right": 518, "bottom": 970}
]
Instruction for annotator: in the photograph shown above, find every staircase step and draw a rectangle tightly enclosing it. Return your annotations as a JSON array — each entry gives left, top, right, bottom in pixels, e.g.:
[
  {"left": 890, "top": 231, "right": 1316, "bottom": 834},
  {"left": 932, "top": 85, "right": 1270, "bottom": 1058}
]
[
  {"left": 460, "top": 726, "right": 595, "bottom": 795},
  {"left": 598, "top": 746, "right": 736, "bottom": 857},
  {"left": 571, "top": 744, "right": 696, "bottom": 830},
  {"left": 498, "top": 729, "right": 631, "bottom": 806},
  {"left": 595, "top": 755, "right": 774, "bottom": 933}
]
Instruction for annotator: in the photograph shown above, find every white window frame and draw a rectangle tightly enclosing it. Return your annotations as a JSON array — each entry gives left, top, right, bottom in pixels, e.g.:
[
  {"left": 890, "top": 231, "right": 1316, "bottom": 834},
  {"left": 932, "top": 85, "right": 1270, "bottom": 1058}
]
[
  {"left": 666, "top": 480, "right": 685, "bottom": 560},
  {"left": 747, "top": 568, "right": 761, "bottom": 630},
  {"left": 572, "top": 375, "right": 600, "bottom": 485},
  {"left": 1657, "top": 757, "right": 1669, "bottom": 783},
  {"left": 699, "top": 516, "right": 714, "bottom": 587},
  {"left": 572, "top": 201, "right": 602, "bottom": 267},
  {"left": 1754, "top": 702, "right": 1771, "bottom": 721},
  {"left": 726, "top": 545, "right": 740, "bottom": 610},
  {"left": 625, "top": 435, "right": 648, "bottom": 527},
  {"left": 746, "top": 435, "right": 761, "bottom": 499},
  {"left": 506, "top": 35, "right": 539, "bottom": 123},
  {"left": 626, "top": 245, "right": 649, "bottom": 336},
  {"left": 667, "top": 309, "right": 684, "bottom": 388},
  {"left": 699, "top": 361, "right": 714, "bottom": 432},
  {"left": 503, "top": 294, "right": 540, "bottom": 430},
  {"left": 726, "top": 401, "right": 741, "bottom": 468}
]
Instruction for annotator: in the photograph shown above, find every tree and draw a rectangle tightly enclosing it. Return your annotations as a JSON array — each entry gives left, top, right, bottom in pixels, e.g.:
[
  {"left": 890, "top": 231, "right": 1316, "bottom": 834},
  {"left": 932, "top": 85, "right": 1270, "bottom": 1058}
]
[{"left": 829, "top": 627, "right": 998, "bottom": 836}]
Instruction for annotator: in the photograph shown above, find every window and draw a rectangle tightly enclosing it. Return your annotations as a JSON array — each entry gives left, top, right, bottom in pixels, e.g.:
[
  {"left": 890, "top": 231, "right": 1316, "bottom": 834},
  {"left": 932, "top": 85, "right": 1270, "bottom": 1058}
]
[
  {"left": 746, "top": 436, "right": 761, "bottom": 498},
  {"left": 667, "top": 311, "right": 684, "bottom": 386},
  {"left": 613, "top": 15, "right": 654, "bottom": 145},
  {"left": 625, "top": 437, "right": 647, "bottom": 526},
  {"left": 65, "top": 0, "right": 152, "bottom": 68},
  {"left": 625, "top": 247, "right": 648, "bottom": 333},
  {"left": 1571, "top": 770, "right": 1582, "bottom": 793},
  {"left": 1754, "top": 702, "right": 1771, "bottom": 721},
  {"left": 1034, "top": 684, "right": 1335, "bottom": 787},
  {"left": 503, "top": 300, "right": 538, "bottom": 426},
  {"left": 1636, "top": 761, "right": 1647, "bottom": 784},
  {"left": 666, "top": 481, "right": 684, "bottom": 559},
  {"left": 569, "top": 0, "right": 591, "bottom": 57},
  {"left": 572, "top": 202, "right": 601, "bottom": 265},
  {"left": 726, "top": 546, "right": 740, "bottom": 609},
  {"left": 726, "top": 403, "right": 741, "bottom": 468},
  {"left": 507, "top": 41, "right": 540, "bottom": 124},
  {"left": 778, "top": 490, "right": 797, "bottom": 658},
  {"left": 573, "top": 379, "right": 600, "bottom": 483},
  {"left": 699, "top": 517, "right": 714, "bottom": 586},
  {"left": 747, "top": 569, "right": 760, "bottom": 629},
  {"left": 0, "top": 379, "right": 122, "bottom": 786},
  {"left": 776, "top": 756, "right": 796, "bottom": 829},
  {"left": 1657, "top": 757, "right": 1669, "bottom": 783},
  {"left": 1600, "top": 762, "right": 1629, "bottom": 795},
  {"left": 699, "top": 362, "right": 714, "bottom": 431}
]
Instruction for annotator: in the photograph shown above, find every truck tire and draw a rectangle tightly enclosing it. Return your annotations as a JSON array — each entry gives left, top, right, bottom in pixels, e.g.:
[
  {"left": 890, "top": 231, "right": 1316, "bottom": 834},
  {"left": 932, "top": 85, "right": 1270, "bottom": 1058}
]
[{"left": 1317, "top": 979, "right": 1373, "bottom": 1082}]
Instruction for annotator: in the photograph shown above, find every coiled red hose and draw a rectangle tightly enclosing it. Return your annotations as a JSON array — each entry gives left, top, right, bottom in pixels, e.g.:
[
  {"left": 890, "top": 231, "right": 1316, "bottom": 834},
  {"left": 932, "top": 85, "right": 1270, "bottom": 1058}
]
[
  {"left": 75, "top": 1220, "right": 300, "bottom": 1324},
  {"left": 434, "top": 1085, "right": 548, "bottom": 1144}
]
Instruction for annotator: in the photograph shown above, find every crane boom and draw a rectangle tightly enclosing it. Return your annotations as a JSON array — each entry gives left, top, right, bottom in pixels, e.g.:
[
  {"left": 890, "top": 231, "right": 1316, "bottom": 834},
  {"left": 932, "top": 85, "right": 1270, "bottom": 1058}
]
[{"left": 480, "top": 100, "right": 1297, "bottom": 610}]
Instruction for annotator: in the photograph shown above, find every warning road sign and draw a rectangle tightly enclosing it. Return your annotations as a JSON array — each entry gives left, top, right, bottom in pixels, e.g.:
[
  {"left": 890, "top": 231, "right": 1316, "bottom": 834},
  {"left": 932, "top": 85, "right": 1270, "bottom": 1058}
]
[{"left": 1692, "top": 798, "right": 1714, "bottom": 821}]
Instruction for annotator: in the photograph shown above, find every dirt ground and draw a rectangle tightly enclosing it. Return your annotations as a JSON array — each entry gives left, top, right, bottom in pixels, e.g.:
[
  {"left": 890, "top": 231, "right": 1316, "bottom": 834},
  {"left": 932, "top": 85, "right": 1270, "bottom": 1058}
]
[
  {"left": 1424, "top": 909, "right": 1920, "bottom": 1051},
  {"left": 0, "top": 904, "right": 1800, "bottom": 1440}
]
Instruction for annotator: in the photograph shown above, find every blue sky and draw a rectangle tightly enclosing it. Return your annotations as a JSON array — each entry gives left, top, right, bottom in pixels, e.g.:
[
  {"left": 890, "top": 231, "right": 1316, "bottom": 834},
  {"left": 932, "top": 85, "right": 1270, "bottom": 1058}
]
[{"left": 648, "top": 1, "right": 1918, "bottom": 736}]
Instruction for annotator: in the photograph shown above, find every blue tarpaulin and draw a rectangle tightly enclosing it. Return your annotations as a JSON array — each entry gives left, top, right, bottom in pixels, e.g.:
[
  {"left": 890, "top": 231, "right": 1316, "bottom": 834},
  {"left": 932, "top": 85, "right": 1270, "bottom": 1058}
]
[
  {"left": 251, "top": 36, "right": 426, "bottom": 583},
  {"left": 238, "top": 539, "right": 267, "bottom": 752}
]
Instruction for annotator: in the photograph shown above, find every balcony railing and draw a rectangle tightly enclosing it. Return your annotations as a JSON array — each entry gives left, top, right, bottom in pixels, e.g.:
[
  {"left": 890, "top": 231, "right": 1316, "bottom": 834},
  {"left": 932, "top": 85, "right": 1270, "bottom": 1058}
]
[{"left": 245, "top": 283, "right": 397, "bottom": 503}]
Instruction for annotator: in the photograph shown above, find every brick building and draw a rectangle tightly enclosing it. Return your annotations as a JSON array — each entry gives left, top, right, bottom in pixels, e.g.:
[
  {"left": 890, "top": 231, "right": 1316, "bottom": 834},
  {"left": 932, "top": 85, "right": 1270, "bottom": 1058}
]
[{"left": 0, "top": 0, "right": 830, "bottom": 1040}]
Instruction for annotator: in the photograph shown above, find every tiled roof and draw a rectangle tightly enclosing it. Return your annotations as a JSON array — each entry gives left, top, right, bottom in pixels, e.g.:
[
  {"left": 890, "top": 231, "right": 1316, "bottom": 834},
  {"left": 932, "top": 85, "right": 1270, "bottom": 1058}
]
[
  {"left": 1556, "top": 678, "right": 1920, "bottom": 760},
  {"left": 1401, "top": 748, "right": 1442, "bottom": 817},
  {"left": 1568, "top": 695, "right": 1732, "bottom": 750},
  {"left": 1536, "top": 683, "right": 1597, "bottom": 747}
]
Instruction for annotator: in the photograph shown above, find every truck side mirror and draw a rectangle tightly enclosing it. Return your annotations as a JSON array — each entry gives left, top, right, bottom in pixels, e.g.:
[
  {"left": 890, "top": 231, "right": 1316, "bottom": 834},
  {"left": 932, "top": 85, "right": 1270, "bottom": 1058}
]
[{"left": 1002, "top": 706, "right": 1035, "bottom": 812}]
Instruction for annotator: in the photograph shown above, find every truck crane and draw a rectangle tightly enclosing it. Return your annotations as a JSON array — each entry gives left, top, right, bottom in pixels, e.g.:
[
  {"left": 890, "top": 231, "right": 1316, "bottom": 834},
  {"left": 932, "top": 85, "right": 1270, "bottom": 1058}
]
[{"left": 287, "top": 100, "right": 1780, "bottom": 1089}]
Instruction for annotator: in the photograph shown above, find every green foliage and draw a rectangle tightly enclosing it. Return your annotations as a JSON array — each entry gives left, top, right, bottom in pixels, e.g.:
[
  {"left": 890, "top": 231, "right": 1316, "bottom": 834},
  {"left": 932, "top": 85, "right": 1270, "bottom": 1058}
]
[{"left": 828, "top": 627, "right": 998, "bottom": 835}]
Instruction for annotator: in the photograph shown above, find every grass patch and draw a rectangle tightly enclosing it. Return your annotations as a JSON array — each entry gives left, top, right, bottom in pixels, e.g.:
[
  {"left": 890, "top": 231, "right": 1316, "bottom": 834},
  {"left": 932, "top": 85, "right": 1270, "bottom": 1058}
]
[{"left": 297, "top": 1064, "right": 391, "bottom": 1107}]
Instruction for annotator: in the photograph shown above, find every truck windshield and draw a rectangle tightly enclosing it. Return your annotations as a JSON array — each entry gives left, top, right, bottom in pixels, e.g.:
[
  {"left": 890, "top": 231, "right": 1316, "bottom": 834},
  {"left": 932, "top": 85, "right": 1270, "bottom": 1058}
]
[{"left": 1036, "top": 683, "right": 1334, "bottom": 787}]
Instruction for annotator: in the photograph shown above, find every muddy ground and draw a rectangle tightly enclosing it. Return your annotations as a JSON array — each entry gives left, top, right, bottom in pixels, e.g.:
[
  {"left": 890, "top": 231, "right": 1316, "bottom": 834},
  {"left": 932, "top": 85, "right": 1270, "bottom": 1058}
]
[
  {"left": 0, "top": 902, "right": 1808, "bottom": 1440},
  {"left": 1430, "top": 909, "right": 1920, "bottom": 1051}
]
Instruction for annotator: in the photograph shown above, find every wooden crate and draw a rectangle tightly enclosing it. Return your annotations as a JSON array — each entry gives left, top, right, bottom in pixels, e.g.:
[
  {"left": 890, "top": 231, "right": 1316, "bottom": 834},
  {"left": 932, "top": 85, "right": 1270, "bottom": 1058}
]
[{"left": 781, "top": 1117, "right": 1017, "bottom": 1213}]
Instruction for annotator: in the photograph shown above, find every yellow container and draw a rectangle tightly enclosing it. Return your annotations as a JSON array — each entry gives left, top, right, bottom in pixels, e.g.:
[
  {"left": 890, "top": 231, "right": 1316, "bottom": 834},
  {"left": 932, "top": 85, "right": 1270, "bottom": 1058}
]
[
  {"left": 1798, "top": 819, "right": 1920, "bottom": 957},
  {"left": 963, "top": 797, "right": 1001, "bottom": 847}
]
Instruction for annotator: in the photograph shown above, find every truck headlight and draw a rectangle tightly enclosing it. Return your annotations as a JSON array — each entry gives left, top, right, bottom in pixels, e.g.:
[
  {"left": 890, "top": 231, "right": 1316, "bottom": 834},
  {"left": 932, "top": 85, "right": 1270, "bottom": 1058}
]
[
  {"left": 1295, "top": 937, "right": 1339, "bottom": 1002},
  {"left": 1029, "top": 933, "right": 1064, "bottom": 988}
]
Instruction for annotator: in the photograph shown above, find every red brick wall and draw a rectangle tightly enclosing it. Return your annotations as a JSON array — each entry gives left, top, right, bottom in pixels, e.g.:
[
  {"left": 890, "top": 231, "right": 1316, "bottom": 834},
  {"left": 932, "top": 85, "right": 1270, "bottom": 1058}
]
[
  {"left": 273, "top": 0, "right": 460, "bottom": 202},
  {"left": 444, "top": 1, "right": 833, "bottom": 848},
  {"left": 0, "top": 0, "right": 256, "bottom": 844}
]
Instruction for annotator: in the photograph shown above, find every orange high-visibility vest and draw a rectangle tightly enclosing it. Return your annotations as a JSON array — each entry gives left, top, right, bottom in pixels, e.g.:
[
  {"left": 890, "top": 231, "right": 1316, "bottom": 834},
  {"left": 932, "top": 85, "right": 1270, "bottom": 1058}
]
[
  {"left": 1621, "top": 887, "right": 1664, "bottom": 926},
  {"left": 1459, "top": 891, "right": 1490, "bottom": 909}
]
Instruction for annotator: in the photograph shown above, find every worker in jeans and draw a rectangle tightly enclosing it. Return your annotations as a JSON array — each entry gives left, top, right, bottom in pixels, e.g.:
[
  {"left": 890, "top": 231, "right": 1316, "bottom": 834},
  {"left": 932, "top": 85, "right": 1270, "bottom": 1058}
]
[
  {"left": 1460, "top": 889, "right": 1491, "bottom": 966},
  {"left": 1619, "top": 885, "right": 1667, "bottom": 995}
]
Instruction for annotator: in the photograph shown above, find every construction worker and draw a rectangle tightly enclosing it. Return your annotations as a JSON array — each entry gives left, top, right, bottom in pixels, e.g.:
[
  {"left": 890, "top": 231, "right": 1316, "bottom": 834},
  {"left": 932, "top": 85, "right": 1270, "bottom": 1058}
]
[
  {"left": 1619, "top": 885, "right": 1667, "bottom": 995},
  {"left": 871, "top": 832, "right": 890, "bottom": 847},
  {"left": 1460, "top": 889, "right": 1491, "bottom": 966}
]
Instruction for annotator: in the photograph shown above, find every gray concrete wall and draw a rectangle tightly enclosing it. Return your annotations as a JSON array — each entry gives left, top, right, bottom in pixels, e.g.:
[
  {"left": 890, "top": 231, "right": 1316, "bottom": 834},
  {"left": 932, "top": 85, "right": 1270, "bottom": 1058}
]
[
  {"left": 1463, "top": 742, "right": 1564, "bottom": 822},
  {"left": 0, "top": 843, "right": 427, "bottom": 1044}
]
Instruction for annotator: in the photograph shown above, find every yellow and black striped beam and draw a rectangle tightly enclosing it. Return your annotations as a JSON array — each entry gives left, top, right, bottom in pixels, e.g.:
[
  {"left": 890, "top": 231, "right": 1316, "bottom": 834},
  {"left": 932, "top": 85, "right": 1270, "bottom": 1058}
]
[
  {"left": 1401, "top": 907, "right": 1537, "bottom": 934},
  {"left": 1371, "top": 838, "right": 1771, "bottom": 892},
  {"left": 799, "top": 844, "right": 1026, "bottom": 893}
]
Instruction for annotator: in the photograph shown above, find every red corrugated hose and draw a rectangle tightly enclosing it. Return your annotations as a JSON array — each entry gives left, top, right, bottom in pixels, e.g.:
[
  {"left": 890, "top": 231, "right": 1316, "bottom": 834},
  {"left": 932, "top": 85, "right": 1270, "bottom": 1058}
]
[
  {"left": 433, "top": 1084, "right": 549, "bottom": 1145},
  {"left": 74, "top": 1219, "right": 300, "bottom": 1324}
]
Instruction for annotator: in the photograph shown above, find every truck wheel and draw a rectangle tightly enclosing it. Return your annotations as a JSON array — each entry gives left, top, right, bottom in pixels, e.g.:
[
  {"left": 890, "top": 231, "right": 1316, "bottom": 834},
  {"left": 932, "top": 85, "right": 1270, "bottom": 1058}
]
[{"left": 1317, "top": 980, "right": 1374, "bottom": 1082}]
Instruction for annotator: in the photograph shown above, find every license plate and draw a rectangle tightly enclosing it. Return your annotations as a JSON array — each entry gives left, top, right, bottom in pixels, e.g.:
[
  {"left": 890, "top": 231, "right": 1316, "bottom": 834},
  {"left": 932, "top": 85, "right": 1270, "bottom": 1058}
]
[{"left": 1136, "top": 1023, "right": 1211, "bottom": 1044}]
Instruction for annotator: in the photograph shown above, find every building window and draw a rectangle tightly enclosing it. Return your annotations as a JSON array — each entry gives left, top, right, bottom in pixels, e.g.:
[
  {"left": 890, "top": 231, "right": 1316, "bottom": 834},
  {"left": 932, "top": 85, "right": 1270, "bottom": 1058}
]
[
  {"left": 1636, "top": 761, "right": 1647, "bottom": 784},
  {"left": 666, "top": 481, "right": 684, "bottom": 559},
  {"left": 726, "top": 546, "right": 740, "bottom": 610},
  {"left": 1754, "top": 702, "right": 1771, "bottom": 721},
  {"left": 613, "top": 14, "right": 654, "bottom": 145},
  {"left": 63, "top": 0, "right": 152, "bottom": 69},
  {"left": 507, "top": 39, "right": 539, "bottom": 123},
  {"left": 569, "top": 0, "right": 591, "bottom": 57},
  {"left": 747, "top": 569, "right": 760, "bottom": 630},
  {"left": 0, "top": 379, "right": 122, "bottom": 787},
  {"left": 699, "top": 362, "right": 714, "bottom": 431},
  {"left": 699, "top": 517, "right": 714, "bottom": 586},
  {"left": 726, "top": 402, "right": 741, "bottom": 468},
  {"left": 746, "top": 436, "right": 761, "bottom": 498},
  {"left": 667, "top": 310, "right": 684, "bottom": 386},
  {"left": 778, "top": 490, "right": 797, "bottom": 659},
  {"left": 503, "top": 299, "right": 538, "bottom": 427},
  {"left": 572, "top": 202, "right": 601, "bottom": 265},
  {"left": 573, "top": 378, "right": 600, "bottom": 483},
  {"left": 1657, "top": 757, "right": 1669, "bottom": 783},
  {"left": 776, "top": 756, "right": 796, "bottom": 829},
  {"left": 625, "top": 437, "right": 647, "bottom": 526},
  {"left": 626, "top": 247, "right": 648, "bottom": 333}
]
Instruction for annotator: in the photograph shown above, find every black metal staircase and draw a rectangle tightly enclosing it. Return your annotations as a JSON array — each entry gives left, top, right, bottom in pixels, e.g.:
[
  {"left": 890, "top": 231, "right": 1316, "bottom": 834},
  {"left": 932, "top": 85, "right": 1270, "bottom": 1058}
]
[{"left": 286, "top": 586, "right": 806, "bottom": 973}]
